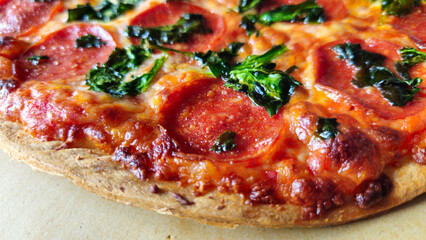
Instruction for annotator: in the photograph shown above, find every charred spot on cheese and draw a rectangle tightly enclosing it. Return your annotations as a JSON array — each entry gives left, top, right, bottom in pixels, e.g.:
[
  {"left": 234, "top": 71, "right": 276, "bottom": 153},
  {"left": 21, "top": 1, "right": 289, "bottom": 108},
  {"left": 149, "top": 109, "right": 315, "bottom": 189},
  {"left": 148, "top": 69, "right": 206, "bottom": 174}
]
[
  {"left": 26, "top": 55, "right": 49, "bottom": 65},
  {"left": 290, "top": 178, "right": 344, "bottom": 219},
  {"left": 0, "top": 79, "right": 20, "bottom": 97},
  {"left": 315, "top": 117, "right": 339, "bottom": 139},
  {"left": 354, "top": 173, "right": 393, "bottom": 208},
  {"left": 240, "top": 0, "right": 326, "bottom": 35},
  {"left": 210, "top": 131, "right": 237, "bottom": 153},
  {"left": 113, "top": 146, "right": 152, "bottom": 180},
  {"left": 379, "top": 0, "right": 421, "bottom": 16},
  {"left": 127, "top": 14, "right": 212, "bottom": 45},
  {"left": 333, "top": 43, "right": 422, "bottom": 107},
  {"left": 195, "top": 44, "right": 301, "bottom": 116},
  {"left": 67, "top": 0, "right": 142, "bottom": 22},
  {"left": 86, "top": 44, "right": 166, "bottom": 97},
  {"left": 75, "top": 34, "right": 107, "bottom": 48}
]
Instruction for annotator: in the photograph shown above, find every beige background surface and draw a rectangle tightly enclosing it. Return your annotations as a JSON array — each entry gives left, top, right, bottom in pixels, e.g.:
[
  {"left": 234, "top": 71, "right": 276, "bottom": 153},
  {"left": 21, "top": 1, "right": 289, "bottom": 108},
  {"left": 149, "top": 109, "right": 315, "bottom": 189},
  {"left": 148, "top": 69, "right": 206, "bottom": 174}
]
[{"left": 1, "top": 150, "right": 425, "bottom": 240}]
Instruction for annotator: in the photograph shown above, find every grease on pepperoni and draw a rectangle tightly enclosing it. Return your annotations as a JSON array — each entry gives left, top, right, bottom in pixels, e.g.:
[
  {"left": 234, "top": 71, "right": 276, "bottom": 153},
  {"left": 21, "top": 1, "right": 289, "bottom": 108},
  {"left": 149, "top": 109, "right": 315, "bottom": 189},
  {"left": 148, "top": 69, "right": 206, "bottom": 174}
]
[
  {"left": 393, "top": 5, "right": 426, "bottom": 47},
  {"left": 15, "top": 24, "right": 116, "bottom": 82},
  {"left": 129, "top": 1, "right": 225, "bottom": 52},
  {"left": 159, "top": 78, "right": 284, "bottom": 160},
  {"left": 0, "top": 0, "right": 62, "bottom": 37},
  {"left": 259, "top": 0, "right": 348, "bottom": 20},
  {"left": 315, "top": 38, "right": 426, "bottom": 119}
]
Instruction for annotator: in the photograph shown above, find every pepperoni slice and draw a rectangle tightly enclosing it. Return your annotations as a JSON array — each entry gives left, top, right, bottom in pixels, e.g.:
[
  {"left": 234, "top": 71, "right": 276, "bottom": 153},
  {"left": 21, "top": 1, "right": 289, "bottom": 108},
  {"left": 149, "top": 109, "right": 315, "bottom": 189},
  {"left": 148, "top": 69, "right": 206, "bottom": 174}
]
[
  {"left": 259, "top": 0, "right": 347, "bottom": 20},
  {"left": 0, "top": 0, "right": 62, "bottom": 37},
  {"left": 315, "top": 38, "right": 426, "bottom": 119},
  {"left": 15, "top": 24, "right": 116, "bottom": 82},
  {"left": 159, "top": 78, "right": 285, "bottom": 160},
  {"left": 130, "top": 2, "right": 225, "bottom": 52},
  {"left": 393, "top": 5, "right": 426, "bottom": 48}
]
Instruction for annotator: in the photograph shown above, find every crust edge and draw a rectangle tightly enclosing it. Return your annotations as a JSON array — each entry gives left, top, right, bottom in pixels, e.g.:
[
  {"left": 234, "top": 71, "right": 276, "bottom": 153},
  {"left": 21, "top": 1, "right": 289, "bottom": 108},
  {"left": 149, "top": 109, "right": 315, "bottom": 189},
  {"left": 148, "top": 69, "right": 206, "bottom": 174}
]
[{"left": 0, "top": 120, "right": 425, "bottom": 228}]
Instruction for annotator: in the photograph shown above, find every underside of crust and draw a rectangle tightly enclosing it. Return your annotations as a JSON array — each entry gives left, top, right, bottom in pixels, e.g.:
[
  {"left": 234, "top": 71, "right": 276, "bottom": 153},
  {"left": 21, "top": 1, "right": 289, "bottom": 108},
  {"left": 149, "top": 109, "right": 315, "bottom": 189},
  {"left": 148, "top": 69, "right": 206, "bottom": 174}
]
[{"left": 0, "top": 119, "right": 425, "bottom": 228}]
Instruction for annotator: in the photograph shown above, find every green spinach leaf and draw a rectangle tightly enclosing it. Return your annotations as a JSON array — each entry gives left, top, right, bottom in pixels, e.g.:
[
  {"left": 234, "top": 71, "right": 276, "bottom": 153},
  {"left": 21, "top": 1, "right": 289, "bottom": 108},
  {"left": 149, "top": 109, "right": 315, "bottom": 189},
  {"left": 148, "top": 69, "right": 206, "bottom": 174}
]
[
  {"left": 316, "top": 117, "right": 339, "bottom": 139},
  {"left": 27, "top": 55, "right": 49, "bottom": 65},
  {"left": 240, "top": 0, "right": 326, "bottom": 35},
  {"left": 67, "top": 0, "right": 141, "bottom": 22},
  {"left": 210, "top": 131, "right": 237, "bottom": 153},
  {"left": 76, "top": 34, "right": 107, "bottom": 48},
  {"left": 127, "top": 14, "right": 212, "bottom": 45}
]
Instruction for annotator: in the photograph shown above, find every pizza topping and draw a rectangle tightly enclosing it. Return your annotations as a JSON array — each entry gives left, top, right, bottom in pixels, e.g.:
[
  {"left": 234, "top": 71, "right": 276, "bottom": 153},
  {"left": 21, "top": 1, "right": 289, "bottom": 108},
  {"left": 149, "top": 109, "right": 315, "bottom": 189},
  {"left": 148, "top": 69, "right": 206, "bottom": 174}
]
[
  {"left": 127, "top": 14, "right": 212, "bottom": 45},
  {"left": 210, "top": 131, "right": 237, "bottom": 153},
  {"left": 315, "top": 117, "right": 339, "bottom": 140},
  {"left": 0, "top": 79, "right": 20, "bottom": 97},
  {"left": 26, "top": 55, "right": 49, "bottom": 65},
  {"left": 354, "top": 173, "right": 393, "bottom": 208},
  {"left": 380, "top": 0, "right": 421, "bottom": 16},
  {"left": 196, "top": 44, "right": 301, "bottom": 115},
  {"left": 395, "top": 47, "right": 426, "bottom": 80},
  {"left": 333, "top": 43, "right": 422, "bottom": 107},
  {"left": 392, "top": 5, "right": 426, "bottom": 47},
  {"left": 75, "top": 34, "right": 108, "bottom": 49},
  {"left": 15, "top": 24, "right": 116, "bottom": 82},
  {"left": 0, "top": 0, "right": 62, "bottom": 37},
  {"left": 159, "top": 78, "right": 285, "bottom": 159},
  {"left": 67, "top": 0, "right": 141, "bottom": 22},
  {"left": 86, "top": 43, "right": 166, "bottom": 97},
  {"left": 238, "top": 0, "right": 263, "bottom": 12},
  {"left": 129, "top": 2, "right": 225, "bottom": 52},
  {"left": 240, "top": 0, "right": 326, "bottom": 35}
]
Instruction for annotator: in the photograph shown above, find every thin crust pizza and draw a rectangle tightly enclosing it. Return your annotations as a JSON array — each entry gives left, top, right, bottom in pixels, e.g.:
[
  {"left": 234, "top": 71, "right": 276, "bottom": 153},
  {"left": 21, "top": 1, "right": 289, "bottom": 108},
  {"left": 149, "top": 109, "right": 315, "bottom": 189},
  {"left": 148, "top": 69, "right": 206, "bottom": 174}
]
[{"left": 0, "top": 0, "right": 425, "bottom": 227}]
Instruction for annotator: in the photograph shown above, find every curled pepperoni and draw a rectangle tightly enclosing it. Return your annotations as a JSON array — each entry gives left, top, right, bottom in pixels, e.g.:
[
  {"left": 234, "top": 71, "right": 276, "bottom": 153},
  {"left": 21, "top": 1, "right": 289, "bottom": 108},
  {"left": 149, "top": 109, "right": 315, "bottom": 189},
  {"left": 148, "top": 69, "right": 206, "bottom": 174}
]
[
  {"left": 0, "top": 0, "right": 62, "bottom": 37},
  {"left": 315, "top": 38, "right": 426, "bottom": 120},
  {"left": 129, "top": 2, "right": 225, "bottom": 52},
  {"left": 259, "top": 0, "right": 348, "bottom": 20},
  {"left": 393, "top": 5, "right": 426, "bottom": 48},
  {"left": 159, "top": 78, "right": 285, "bottom": 160},
  {"left": 15, "top": 24, "right": 116, "bottom": 82}
]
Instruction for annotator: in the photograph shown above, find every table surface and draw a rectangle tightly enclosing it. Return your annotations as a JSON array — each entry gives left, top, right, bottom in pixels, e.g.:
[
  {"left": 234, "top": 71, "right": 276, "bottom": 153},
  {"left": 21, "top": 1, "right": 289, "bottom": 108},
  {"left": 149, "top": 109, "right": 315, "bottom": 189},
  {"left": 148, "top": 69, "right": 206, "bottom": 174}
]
[{"left": 1, "top": 150, "right": 425, "bottom": 240}]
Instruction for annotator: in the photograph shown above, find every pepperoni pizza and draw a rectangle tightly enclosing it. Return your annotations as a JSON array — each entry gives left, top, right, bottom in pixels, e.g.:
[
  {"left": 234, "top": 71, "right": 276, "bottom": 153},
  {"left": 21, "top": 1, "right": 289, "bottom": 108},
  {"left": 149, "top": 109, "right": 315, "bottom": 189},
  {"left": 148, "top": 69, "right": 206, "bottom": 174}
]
[{"left": 0, "top": 0, "right": 425, "bottom": 227}]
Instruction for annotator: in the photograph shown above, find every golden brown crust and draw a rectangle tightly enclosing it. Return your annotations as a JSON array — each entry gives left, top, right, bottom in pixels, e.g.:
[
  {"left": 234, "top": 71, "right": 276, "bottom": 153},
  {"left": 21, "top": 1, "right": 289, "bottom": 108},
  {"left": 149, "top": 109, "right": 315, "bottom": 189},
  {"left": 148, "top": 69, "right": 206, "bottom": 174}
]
[{"left": 1, "top": 119, "right": 425, "bottom": 228}]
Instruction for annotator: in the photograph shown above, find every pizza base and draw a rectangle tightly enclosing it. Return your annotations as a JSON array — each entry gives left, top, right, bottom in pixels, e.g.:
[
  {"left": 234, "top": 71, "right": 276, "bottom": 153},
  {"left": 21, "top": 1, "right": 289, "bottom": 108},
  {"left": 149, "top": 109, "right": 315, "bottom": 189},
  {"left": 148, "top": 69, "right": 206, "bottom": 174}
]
[{"left": 0, "top": 119, "right": 425, "bottom": 228}]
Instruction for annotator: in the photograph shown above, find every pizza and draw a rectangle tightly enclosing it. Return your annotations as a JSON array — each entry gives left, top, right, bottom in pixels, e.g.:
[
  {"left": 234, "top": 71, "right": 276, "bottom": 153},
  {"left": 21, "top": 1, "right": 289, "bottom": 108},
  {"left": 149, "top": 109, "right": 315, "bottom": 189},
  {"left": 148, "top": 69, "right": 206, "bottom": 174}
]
[{"left": 0, "top": 0, "right": 426, "bottom": 227}]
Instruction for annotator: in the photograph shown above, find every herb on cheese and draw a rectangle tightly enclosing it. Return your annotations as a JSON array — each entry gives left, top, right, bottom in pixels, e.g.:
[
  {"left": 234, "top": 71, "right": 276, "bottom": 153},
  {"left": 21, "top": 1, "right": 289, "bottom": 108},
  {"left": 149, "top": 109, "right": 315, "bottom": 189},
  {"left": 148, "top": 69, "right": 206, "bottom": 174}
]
[
  {"left": 86, "top": 45, "right": 166, "bottom": 97},
  {"left": 316, "top": 117, "right": 339, "bottom": 139},
  {"left": 127, "top": 14, "right": 212, "bottom": 45},
  {"left": 210, "top": 131, "right": 237, "bottom": 153},
  {"left": 76, "top": 34, "right": 107, "bottom": 48},
  {"left": 240, "top": 0, "right": 326, "bottom": 35},
  {"left": 67, "top": 0, "right": 141, "bottom": 22},
  {"left": 333, "top": 43, "right": 423, "bottom": 106},
  {"left": 380, "top": 0, "right": 421, "bottom": 16},
  {"left": 238, "top": 0, "right": 264, "bottom": 13},
  {"left": 147, "top": 42, "right": 301, "bottom": 115},
  {"left": 27, "top": 55, "right": 49, "bottom": 65}
]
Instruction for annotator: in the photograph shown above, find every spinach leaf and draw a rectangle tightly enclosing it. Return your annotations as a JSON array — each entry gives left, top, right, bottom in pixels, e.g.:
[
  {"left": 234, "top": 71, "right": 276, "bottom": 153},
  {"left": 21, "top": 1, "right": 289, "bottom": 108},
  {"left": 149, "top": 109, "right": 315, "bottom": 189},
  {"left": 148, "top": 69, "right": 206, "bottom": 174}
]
[
  {"left": 127, "top": 14, "right": 212, "bottom": 45},
  {"left": 67, "top": 0, "right": 141, "bottom": 22},
  {"left": 381, "top": 0, "right": 421, "bottom": 16},
  {"left": 395, "top": 47, "right": 426, "bottom": 80},
  {"left": 27, "top": 55, "right": 49, "bottom": 65},
  {"left": 240, "top": 0, "right": 326, "bottom": 35},
  {"left": 148, "top": 42, "right": 300, "bottom": 115},
  {"left": 238, "top": 0, "right": 264, "bottom": 13},
  {"left": 210, "top": 131, "right": 237, "bottom": 153},
  {"left": 86, "top": 45, "right": 165, "bottom": 97},
  {"left": 333, "top": 43, "right": 423, "bottom": 106},
  {"left": 333, "top": 43, "right": 386, "bottom": 87},
  {"left": 194, "top": 42, "right": 244, "bottom": 77},
  {"left": 316, "top": 117, "right": 339, "bottom": 139},
  {"left": 76, "top": 34, "right": 107, "bottom": 48}
]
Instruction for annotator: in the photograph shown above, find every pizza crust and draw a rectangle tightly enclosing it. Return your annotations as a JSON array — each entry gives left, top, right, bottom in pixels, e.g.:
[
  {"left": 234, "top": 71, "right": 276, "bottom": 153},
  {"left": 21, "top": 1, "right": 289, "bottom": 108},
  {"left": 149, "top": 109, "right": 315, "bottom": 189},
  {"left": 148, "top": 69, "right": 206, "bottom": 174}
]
[{"left": 0, "top": 119, "right": 425, "bottom": 228}]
